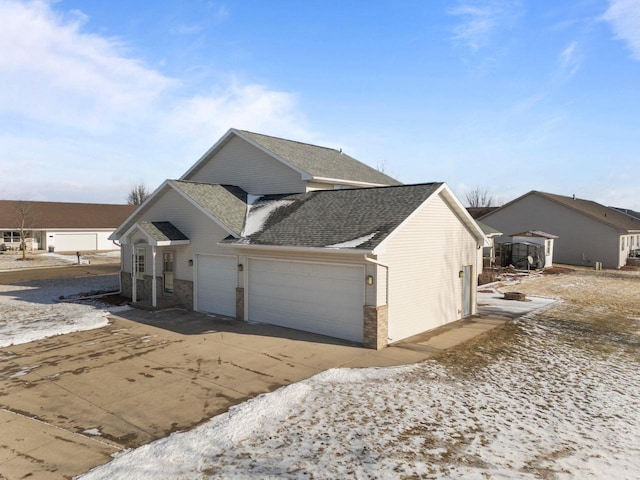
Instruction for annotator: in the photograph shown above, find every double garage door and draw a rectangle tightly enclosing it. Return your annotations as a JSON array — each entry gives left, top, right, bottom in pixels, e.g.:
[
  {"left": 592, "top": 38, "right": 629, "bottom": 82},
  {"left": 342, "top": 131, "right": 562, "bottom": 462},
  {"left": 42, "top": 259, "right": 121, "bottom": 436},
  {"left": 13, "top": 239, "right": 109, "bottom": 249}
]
[
  {"left": 248, "top": 259, "right": 364, "bottom": 343},
  {"left": 54, "top": 233, "right": 97, "bottom": 252},
  {"left": 196, "top": 255, "right": 364, "bottom": 343}
]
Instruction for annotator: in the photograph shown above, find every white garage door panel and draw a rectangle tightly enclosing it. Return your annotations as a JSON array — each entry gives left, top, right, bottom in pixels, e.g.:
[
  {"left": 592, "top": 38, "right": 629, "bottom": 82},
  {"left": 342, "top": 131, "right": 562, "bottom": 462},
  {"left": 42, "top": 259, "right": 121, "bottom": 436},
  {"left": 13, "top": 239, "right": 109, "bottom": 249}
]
[
  {"left": 248, "top": 259, "right": 364, "bottom": 342},
  {"left": 196, "top": 255, "right": 237, "bottom": 317},
  {"left": 55, "top": 234, "right": 97, "bottom": 251}
]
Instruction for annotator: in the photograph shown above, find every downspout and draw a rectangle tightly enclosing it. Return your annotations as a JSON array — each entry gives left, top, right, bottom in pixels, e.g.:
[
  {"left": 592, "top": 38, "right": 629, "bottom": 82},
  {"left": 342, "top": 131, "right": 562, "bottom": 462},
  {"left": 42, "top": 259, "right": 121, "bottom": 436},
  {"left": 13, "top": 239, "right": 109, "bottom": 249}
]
[
  {"left": 151, "top": 245, "right": 157, "bottom": 308},
  {"left": 132, "top": 248, "right": 137, "bottom": 304},
  {"left": 112, "top": 239, "right": 122, "bottom": 294},
  {"left": 364, "top": 254, "right": 389, "bottom": 306}
]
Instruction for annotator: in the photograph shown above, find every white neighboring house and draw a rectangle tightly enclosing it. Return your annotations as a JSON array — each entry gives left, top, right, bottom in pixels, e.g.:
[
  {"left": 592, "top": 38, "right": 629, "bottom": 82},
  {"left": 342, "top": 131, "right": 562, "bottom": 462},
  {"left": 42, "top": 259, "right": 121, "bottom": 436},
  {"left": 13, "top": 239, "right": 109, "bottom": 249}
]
[
  {"left": 111, "top": 129, "right": 486, "bottom": 349},
  {"left": 0, "top": 200, "right": 135, "bottom": 252},
  {"left": 510, "top": 231, "right": 557, "bottom": 268},
  {"left": 480, "top": 191, "right": 640, "bottom": 269}
]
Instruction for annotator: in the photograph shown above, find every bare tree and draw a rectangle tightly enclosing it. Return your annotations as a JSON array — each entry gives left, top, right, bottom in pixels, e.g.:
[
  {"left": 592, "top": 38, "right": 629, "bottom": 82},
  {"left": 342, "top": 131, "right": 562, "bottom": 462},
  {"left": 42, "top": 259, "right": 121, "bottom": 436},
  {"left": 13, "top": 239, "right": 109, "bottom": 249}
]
[
  {"left": 465, "top": 187, "right": 495, "bottom": 208},
  {"left": 13, "top": 201, "right": 35, "bottom": 260},
  {"left": 127, "top": 182, "right": 150, "bottom": 205}
]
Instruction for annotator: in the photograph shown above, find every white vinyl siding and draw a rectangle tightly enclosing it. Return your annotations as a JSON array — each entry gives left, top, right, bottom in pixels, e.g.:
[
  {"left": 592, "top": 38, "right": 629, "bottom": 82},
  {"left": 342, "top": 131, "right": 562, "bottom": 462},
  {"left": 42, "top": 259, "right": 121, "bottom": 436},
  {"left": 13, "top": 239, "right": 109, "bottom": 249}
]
[
  {"left": 123, "top": 188, "right": 233, "bottom": 282},
  {"left": 247, "top": 258, "right": 364, "bottom": 342},
  {"left": 481, "top": 194, "right": 626, "bottom": 269},
  {"left": 184, "top": 136, "right": 306, "bottom": 195},
  {"left": 378, "top": 193, "right": 479, "bottom": 342}
]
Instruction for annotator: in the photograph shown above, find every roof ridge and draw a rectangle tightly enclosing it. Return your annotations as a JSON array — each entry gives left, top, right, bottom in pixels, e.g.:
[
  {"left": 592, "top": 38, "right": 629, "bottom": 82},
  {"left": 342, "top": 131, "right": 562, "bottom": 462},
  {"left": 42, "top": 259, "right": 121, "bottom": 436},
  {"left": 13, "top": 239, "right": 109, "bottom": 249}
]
[
  {"left": 239, "top": 130, "right": 344, "bottom": 154},
  {"left": 308, "top": 181, "right": 443, "bottom": 194}
]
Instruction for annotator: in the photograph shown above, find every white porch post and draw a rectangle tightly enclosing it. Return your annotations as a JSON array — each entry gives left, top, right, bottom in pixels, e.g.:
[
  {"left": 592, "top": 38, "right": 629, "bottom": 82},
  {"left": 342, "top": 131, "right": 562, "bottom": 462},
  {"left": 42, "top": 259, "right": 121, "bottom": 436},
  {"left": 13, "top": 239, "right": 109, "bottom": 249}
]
[
  {"left": 151, "top": 246, "right": 157, "bottom": 308},
  {"left": 132, "top": 249, "right": 137, "bottom": 303}
]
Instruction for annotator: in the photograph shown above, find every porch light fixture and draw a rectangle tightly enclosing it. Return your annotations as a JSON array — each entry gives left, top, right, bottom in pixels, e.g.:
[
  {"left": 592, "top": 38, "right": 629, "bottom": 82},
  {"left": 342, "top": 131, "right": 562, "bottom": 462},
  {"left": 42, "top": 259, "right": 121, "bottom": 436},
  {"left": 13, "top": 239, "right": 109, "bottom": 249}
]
[
  {"left": 366, "top": 275, "right": 374, "bottom": 285},
  {"left": 458, "top": 270, "right": 464, "bottom": 278},
  {"left": 188, "top": 259, "right": 193, "bottom": 266},
  {"left": 238, "top": 264, "right": 244, "bottom": 272}
]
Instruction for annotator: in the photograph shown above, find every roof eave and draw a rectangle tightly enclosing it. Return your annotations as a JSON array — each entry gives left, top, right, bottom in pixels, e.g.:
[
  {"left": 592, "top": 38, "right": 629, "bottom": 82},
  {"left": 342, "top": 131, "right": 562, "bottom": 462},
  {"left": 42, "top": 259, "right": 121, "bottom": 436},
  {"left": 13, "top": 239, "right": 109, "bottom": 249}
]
[
  {"left": 310, "top": 176, "right": 391, "bottom": 187},
  {"left": 217, "top": 242, "right": 373, "bottom": 255},
  {"left": 111, "top": 180, "right": 172, "bottom": 239},
  {"left": 155, "top": 240, "right": 191, "bottom": 246},
  {"left": 231, "top": 129, "right": 313, "bottom": 180},
  {"left": 168, "top": 181, "right": 241, "bottom": 238}
]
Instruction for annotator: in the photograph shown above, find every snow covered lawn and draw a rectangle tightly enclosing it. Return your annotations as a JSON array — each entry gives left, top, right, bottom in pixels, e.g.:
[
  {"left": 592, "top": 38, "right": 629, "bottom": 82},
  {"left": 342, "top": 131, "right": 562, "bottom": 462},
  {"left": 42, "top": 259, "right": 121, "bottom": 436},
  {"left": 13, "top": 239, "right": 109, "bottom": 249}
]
[
  {"left": 0, "top": 251, "right": 120, "bottom": 271},
  {"left": 0, "top": 275, "right": 120, "bottom": 348},
  {"left": 80, "top": 271, "right": 640, "bottom": 479}
]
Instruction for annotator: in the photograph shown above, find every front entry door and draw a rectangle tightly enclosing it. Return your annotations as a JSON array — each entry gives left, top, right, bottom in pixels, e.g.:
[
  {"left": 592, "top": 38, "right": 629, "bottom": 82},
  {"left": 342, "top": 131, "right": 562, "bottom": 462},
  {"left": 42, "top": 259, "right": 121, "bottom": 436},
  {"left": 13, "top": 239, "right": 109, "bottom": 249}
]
[{"left": 163, "top": 251, "right": 174, "bottom": 294}]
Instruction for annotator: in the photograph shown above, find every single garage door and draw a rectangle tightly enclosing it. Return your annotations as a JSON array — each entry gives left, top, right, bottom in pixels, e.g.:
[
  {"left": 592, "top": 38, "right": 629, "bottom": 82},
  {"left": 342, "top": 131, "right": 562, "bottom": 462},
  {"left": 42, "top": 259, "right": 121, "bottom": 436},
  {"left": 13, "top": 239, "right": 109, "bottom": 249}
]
[
  {"left": 196, "top": 254, "right": 237, "bottom": 317},
  {"left": 248, "top": 259, "right": 364, "bottom": 342},
  {"left": 54, "top": 233, "right": 97, "bottom": 251}
]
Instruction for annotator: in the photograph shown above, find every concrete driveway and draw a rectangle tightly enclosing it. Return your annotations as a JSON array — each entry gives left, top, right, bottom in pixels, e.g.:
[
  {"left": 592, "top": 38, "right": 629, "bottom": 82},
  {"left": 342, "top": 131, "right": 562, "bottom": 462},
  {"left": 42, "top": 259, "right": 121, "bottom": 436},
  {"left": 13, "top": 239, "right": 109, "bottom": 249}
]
[{"left": 1, "top": 307, "right": 450, "bottom": 479}]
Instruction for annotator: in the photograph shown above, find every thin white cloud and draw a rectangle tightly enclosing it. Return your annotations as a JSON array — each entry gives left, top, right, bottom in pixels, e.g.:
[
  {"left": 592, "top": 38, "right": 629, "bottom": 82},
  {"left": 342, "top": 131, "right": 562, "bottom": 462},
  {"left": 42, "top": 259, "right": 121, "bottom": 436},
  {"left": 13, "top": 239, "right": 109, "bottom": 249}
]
[
  {"left": 558, "top": 41, "right": 582, "bottom": 80},
  {"left": 603, "top": 0, "right": 640, "bottom": 60},
  {"left": 448, "top": 0, "right": 522, "bottom": 51},
  {"left": 0, "top": 0, "right": 313, "bottom": 203}
]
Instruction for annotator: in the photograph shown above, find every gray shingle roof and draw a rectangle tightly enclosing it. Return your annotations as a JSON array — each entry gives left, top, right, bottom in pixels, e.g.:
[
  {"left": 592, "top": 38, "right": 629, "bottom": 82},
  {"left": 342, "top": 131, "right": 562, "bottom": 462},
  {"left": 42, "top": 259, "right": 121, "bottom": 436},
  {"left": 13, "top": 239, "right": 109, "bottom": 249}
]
[
  {"left": 536, "top": 192, "right": 640, "bottom": 232},
  {"left": 171, "top": 181, "right": 247, "bottom": 236},
  {"left": 224, "top": 183, "right": 443, "bottom": 249},
  {"left": 138, "top": 221, "right": 189, "bottom": 242},
  {"left": 239, "top": 130, "right": 402, "bottom": 186},
  {"left": 611, "top": 207, "right": 640, "bottom": 221},
  {"left": 477, "top": 221, "right": 501, "bottom": 236}
]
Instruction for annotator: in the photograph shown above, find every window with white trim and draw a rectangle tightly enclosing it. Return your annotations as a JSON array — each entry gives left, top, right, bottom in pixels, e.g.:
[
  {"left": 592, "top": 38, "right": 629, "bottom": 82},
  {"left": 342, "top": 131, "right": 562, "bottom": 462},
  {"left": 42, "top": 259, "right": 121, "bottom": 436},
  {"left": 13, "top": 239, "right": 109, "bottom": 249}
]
[
  {"left": 135, "top": 247, "right": 146, "bottom": 280},
  {"left": 3, "top": 231, "right": 20, "bottom": 243}
]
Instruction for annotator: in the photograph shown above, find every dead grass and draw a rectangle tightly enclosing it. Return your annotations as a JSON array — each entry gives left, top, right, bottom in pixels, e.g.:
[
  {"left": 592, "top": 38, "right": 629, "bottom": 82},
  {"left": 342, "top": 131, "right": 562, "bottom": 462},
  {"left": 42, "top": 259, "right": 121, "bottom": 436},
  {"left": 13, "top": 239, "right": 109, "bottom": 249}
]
[{"left": 436, "top": 268, "right": 640, "bottom": 375}]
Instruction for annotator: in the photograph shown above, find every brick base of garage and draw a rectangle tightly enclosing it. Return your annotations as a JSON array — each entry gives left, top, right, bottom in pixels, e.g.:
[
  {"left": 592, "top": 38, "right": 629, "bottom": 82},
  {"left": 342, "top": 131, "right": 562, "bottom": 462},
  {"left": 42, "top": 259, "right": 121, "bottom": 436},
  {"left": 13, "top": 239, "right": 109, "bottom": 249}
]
[
  {"left": 236, "top": 287, "right": 245, "bottom": 320},
  {"left": 363, "top": 305, "right": 389, "bottom": 350}
]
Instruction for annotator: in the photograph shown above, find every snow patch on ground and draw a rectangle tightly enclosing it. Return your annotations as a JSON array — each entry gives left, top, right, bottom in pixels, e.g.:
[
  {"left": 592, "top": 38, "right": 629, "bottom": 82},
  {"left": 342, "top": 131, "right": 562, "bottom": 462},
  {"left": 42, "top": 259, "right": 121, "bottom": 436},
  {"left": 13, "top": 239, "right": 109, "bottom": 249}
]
[
  {"left": 41, "top": 252, "right": 89, "bottom": 264},
  {"left": 79, "top": 311, "right": 640, "bottom": 479},
  {"left": 0, "top": 275, "right": 119, "bottom": 348}
]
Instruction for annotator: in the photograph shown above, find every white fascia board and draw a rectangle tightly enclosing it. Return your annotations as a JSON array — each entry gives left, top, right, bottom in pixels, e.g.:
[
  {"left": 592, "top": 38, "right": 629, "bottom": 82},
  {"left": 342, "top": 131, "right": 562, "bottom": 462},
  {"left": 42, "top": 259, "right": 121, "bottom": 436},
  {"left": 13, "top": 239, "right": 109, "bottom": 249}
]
[
  {"left": 180, "top": 128, "right": 313, "bottom": 182},
  {"left": 111, "top": 180, "right": 172, "bottom": 239},
  {"left": 217, "top": 242, "right": 372, "bottom": 255},
  {"left": 32, "top": 228, "right": 115, "bottom": 232},
  {"left": 121, "top": 223, "right": 156, "bottom": 245},
  {"left": 437, "top": 184, "right": 487, "bottom": 241},
  {"left": 156, "top": 240, "right": 190, "bottom": 246},
  {"left": 179, "top": 128, "right": 236, "bottom": 180},
  {"left": 311, "top": 176, "right": 390, "bottom": 187},
  {"left": 168, "top": 181, "right": 239, "bottom": 238},
  {"left": 372, "top": 183, "right": 487, "bottom": 255},
  {"left": 231, "top": 129, "right": 313, "bottom": 180}
]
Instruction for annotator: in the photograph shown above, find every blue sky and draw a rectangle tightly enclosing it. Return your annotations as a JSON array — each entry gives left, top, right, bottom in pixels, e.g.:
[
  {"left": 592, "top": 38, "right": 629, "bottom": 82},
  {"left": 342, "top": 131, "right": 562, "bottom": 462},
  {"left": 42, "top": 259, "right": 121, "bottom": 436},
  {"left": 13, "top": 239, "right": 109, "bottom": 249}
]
[{"left": 1, "top": 0, "right": 639, "bottom": 209}]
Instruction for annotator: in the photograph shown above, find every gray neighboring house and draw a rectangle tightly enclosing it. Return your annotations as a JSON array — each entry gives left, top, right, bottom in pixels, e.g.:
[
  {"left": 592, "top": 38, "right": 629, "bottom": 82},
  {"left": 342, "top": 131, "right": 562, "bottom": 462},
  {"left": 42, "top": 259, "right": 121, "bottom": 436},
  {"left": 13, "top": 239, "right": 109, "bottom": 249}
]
[
  {"left": 479, "top": 191, "right": 640, "bottom": 269},
  {"left": 112, "top": 129, "right": 486, "bottom": 349}
]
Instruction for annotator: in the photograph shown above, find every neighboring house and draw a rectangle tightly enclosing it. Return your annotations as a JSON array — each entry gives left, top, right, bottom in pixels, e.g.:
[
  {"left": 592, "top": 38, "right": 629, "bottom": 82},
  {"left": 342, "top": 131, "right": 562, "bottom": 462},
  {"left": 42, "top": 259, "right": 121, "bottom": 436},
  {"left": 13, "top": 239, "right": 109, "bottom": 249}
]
[
  {"left": 612, "top": 207, "right": 640, "bottom": 221},
  {"left": 0, "top": 200, "right": 135, "bottom": 252},
  {"left": 479, "top": 191, "right": 640, "bottom": 269},
  {"left": 499, "top": 231, "right": 557, "bottom": 269},
  {"left": 112, "top": 129, "right": 486, "bottom": 349},
  {"left": 476, "top": 221, "right": 502, "bottom": 269}
]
